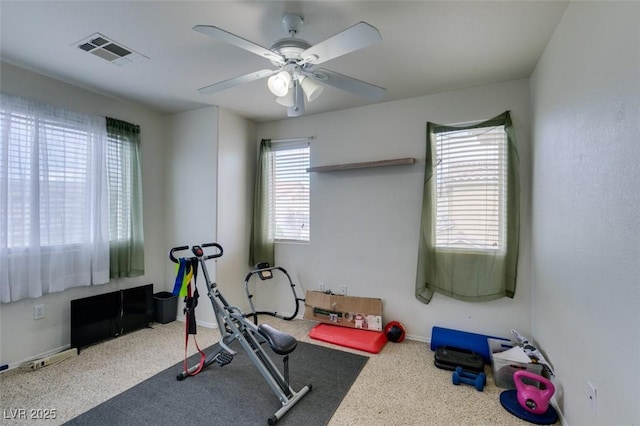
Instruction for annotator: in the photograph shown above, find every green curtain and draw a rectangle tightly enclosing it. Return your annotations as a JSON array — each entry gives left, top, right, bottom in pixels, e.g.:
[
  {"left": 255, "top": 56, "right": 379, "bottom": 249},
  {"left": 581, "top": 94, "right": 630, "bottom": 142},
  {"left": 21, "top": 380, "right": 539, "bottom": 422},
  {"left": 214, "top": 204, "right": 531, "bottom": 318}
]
[
  {"left": 106, "top": 117, "right": 145, "bottom": 278},
  {"left": 415, "top": 111, "right": 520, "bottom": 303},
  {"left": 249, "top": 139, "right": 275, "bottom": 266}
]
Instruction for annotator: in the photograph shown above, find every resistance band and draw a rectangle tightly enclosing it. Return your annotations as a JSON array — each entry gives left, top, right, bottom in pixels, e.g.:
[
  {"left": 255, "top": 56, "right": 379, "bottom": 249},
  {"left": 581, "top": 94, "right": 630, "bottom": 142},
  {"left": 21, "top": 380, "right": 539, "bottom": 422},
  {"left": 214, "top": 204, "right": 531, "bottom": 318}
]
[
  {"left": 172, "top": 258, "right": 193, "bottom": 298},
  {"left": 174, "top": 257, "right": 206, "bottom": 376}
]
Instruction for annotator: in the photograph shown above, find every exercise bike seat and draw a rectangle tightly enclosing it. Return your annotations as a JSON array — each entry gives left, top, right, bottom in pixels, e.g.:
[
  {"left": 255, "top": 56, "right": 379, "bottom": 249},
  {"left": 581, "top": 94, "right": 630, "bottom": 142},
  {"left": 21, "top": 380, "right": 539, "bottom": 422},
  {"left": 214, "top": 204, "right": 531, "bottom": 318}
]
[{"left": 258, "top": 324, "right": 297, "bottom": 355}]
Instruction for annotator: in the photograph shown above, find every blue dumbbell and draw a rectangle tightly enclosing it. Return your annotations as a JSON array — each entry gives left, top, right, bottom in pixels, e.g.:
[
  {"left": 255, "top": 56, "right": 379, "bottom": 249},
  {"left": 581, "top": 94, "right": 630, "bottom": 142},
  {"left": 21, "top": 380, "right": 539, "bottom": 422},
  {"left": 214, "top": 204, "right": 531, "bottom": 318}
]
[
  {"left": 452, "top": 367, "right": 486, "bottom": 391},
  {"left": 454, "top": 367, "right": 487, "bottom": 385}
]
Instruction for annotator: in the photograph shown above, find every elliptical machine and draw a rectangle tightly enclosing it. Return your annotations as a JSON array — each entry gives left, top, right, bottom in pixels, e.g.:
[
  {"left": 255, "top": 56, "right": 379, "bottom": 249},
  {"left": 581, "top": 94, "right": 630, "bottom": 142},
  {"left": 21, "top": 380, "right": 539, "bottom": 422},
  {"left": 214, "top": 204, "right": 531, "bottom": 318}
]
[{"left": 169, "top": 243, "right": 311, "bottom": 425}]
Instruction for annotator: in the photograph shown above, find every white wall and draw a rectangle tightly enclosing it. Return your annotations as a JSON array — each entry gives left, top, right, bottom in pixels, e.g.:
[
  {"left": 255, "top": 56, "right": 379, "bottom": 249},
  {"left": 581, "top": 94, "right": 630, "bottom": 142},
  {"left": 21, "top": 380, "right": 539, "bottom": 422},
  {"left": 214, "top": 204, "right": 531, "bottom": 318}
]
[
  {"left": 530, "top": 2, "right": 640, "bottom": 425},
  {"left": 256, "top": 79, "right": 533, "bottom": 342},
  {"left": 216, "top": 109, "right": 256, "bottom": 309},
  {"left": 164, "top": 106, "right": 219, "bottom": 327},
  {"left": 0, "top": 62, "right": 168, "bottom": 367}
]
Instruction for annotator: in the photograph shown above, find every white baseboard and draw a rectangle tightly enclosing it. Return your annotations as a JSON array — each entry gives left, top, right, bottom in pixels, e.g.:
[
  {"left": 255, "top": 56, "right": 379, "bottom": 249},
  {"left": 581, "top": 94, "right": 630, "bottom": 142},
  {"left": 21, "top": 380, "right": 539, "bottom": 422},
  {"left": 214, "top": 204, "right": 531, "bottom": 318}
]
[{"left": 405, "top": 333, "right": 429, "bottom": 344}]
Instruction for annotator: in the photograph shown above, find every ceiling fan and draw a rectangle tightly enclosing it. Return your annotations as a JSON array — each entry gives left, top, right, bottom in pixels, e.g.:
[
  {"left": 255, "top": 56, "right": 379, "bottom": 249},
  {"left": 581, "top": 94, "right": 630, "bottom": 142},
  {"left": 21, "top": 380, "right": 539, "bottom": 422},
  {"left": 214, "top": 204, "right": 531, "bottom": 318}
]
[{"left": 194, "top": 13, "right": 386, "bottom": 117}]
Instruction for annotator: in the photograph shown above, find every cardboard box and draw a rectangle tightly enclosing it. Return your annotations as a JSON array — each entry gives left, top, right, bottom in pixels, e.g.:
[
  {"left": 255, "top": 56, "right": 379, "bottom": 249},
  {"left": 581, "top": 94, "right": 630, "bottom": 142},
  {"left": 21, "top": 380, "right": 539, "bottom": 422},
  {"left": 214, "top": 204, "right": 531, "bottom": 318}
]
[
  {"left": 303, "top": 290, "right": 382, "bottom": 331},
  {"left": 488, "top": 338, "right": 545, "bottom": 389}
]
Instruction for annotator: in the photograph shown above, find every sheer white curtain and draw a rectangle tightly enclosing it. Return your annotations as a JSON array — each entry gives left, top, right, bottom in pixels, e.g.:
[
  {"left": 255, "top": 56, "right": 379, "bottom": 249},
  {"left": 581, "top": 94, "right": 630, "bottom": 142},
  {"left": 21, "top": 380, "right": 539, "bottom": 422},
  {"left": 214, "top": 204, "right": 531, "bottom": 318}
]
[{"left": 0, "top": 93, "right": 109, "bottom": 303}]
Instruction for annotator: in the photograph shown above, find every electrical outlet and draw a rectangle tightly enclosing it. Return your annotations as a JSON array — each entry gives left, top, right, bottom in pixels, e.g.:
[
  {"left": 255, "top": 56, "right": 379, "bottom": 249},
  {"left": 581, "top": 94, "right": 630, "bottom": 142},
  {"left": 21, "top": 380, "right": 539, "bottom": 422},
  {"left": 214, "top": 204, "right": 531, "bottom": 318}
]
[
  {"left": 339, "top": 285, "right": 347, "bottom": 296},
  {"left": 588, "top": 382, "right": 597, "bottom": 412},
  {"left": 318, "top": 282, "right": 325, "bottom": 292},
  {"left": 33, "top": 304, "right": 45, "bottom": 320}
]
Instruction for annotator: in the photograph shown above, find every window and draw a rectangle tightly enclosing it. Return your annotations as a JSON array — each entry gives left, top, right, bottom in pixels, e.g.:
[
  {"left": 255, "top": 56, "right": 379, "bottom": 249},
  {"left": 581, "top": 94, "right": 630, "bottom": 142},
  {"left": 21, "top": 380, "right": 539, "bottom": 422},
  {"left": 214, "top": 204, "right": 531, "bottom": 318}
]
[
  {"left": 1, "top": 94, "right": 144, "bottom": 303},
  {"left": 434, "top": 124, "right": 507, "bottom": 252},
  {"left": 1, "top": 111, "right": 96, "bottom": 248},
  {"left": 415, "top": 111, "right": 520, "bottom": 304},
  {"left": 269, "top": 142, "right": 310, "bottom": 242}
]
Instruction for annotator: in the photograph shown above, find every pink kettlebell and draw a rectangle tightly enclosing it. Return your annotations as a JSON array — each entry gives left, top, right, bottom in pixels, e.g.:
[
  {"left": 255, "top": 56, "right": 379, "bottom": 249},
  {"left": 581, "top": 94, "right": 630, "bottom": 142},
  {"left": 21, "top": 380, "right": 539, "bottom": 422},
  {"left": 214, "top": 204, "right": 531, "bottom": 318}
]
[{"left": 513, "top": 370, "right": 555, "bottom": 415}]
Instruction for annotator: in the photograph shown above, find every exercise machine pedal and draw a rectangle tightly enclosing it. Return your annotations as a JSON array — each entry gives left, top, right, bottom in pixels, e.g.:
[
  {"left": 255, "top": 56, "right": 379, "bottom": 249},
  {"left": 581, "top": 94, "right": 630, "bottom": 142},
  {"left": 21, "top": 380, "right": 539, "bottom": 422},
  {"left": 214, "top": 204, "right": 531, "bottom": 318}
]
[{"left": 215, "top": 351, "right": 234, "bottom": 366}]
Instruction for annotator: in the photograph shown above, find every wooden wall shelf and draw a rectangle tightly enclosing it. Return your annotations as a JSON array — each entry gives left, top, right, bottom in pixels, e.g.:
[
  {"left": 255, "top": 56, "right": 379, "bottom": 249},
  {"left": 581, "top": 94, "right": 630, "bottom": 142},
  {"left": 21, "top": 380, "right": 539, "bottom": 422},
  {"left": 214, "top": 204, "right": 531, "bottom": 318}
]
[{"left": 307, "top": 157, "right": 416, "bottom": 173}]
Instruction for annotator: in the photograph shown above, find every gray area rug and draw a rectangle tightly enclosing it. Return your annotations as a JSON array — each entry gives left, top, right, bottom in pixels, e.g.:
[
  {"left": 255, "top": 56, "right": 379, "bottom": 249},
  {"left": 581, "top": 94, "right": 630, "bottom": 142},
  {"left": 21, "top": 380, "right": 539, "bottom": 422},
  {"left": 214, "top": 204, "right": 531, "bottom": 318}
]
[{"left": 66, "top": 340, "right": 368, "bottom": 425}]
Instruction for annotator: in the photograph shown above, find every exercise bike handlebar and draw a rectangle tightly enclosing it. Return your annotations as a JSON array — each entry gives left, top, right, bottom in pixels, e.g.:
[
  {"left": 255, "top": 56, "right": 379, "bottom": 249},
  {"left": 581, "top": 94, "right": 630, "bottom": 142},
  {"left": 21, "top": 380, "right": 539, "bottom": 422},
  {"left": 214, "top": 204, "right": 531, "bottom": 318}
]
[
  {"left": 201, "top": 242, "right": 224, "bottom": 258},
  {"left": 199, "top": 243, "right": 224, "bottom": 260},
  {"left": 169, "top": 246, "right": 189, "bottom": 263},
  {"left": 169, "top": 243, "right": 224, "bottom": 263}
]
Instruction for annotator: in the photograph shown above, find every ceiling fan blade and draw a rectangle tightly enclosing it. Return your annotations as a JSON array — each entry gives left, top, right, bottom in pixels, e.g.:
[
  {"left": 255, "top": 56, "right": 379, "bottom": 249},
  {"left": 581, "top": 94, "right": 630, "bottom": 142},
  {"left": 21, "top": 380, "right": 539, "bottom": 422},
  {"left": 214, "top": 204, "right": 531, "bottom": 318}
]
[
  {"left": 198, "top": 69, "right": 277, "bottom": 95},
  {"left": 193, "top": 25, "right": 284, "bottom": 65},
  {"left": 301, "top": 22, "right": 382, "bottom": 65},
  {"left": 308, "top": 68, "right": 386, "bottom": 101}
]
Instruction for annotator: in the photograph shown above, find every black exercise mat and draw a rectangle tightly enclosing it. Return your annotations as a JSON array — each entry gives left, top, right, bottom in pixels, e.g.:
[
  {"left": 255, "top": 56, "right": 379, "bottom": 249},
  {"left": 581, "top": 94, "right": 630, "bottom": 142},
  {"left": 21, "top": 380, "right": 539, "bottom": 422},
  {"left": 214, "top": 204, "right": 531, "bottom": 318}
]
[{"left": 65, "top": 341, "right": 368, "bottom": 426}]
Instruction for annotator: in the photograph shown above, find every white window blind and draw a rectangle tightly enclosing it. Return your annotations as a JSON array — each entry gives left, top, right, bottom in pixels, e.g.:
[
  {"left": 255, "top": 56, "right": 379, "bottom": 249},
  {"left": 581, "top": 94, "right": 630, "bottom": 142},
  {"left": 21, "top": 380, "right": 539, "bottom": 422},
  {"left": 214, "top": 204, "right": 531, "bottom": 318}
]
[
  {"left": 106, "top": 133, "right": 132, "bottom": 242},
  {"left": 434, "top": 124, "right": 507, "bottom": 252},
  {"left": 270, "top": 142, "right": 310, "bottom": 242}
]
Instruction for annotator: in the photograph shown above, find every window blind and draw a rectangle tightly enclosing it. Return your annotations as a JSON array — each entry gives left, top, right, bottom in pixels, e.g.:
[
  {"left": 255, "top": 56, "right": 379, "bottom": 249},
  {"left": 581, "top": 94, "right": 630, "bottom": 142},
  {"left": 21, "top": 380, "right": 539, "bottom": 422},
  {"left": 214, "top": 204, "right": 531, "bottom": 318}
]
[
  {"left": 270, "top": 142, "right": 310, "bottom": 242},
  {"left": 434, "top": 124, "right": 507, "bottom": 251},
  {"left": 106, "top": 133, "right": 132, "bottom": 242}
]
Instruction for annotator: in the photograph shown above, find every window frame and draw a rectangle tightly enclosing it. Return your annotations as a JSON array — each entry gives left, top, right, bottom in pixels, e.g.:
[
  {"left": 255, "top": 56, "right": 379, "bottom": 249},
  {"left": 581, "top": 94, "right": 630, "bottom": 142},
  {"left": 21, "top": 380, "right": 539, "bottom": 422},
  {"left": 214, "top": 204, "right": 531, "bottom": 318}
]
[
  {"left": 268, "top": 141, "right": 310, "bottom": 243},
  {"left": 432, "top": 122, "right": 509, "bottom": 254},
  {"left": 1, "top": 111, "right": 134, "bottom": 250}
]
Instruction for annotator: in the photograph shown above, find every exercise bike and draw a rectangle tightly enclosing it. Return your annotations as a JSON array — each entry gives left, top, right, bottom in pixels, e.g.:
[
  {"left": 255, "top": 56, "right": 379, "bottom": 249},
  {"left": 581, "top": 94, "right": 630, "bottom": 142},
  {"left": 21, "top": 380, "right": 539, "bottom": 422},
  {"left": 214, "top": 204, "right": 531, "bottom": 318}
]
[{"left": 169, "top": 243, "right": 311, "bottom": 425}]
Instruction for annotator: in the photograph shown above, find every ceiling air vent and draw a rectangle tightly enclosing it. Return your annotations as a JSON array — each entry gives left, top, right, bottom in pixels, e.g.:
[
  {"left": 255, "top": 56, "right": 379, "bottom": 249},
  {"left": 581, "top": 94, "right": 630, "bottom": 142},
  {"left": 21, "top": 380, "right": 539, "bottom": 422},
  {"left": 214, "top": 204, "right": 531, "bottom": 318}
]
[{"left": 73, "top": 33, "right": 147, "bottom": 66}]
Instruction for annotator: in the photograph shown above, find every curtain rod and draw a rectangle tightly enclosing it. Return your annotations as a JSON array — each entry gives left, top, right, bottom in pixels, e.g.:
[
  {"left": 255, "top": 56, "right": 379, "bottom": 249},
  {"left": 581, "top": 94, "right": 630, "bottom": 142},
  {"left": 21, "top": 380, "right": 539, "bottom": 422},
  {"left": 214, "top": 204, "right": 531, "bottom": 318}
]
[{"left": 271, "top": 136, "right": 314, "bottom": 143}]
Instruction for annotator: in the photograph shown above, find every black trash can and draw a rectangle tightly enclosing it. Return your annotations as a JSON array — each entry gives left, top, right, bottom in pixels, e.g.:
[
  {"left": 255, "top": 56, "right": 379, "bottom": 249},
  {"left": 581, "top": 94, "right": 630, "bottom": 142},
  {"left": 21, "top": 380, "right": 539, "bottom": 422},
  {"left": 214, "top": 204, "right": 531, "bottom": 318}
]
[{"left": 153, "top": 291, "right": 178, "bottom": 324}]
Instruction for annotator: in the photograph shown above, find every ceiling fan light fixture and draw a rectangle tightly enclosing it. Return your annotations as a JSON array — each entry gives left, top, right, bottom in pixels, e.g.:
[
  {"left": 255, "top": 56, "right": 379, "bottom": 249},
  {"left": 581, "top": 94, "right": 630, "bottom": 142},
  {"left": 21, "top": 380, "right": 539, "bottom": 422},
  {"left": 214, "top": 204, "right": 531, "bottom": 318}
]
[
  {"left": 267, "top": 71, "right": 291, "bottom": 97},
  {"left": 276, "top": 89, "right": 294, "bottom": 107},
  {"left": 300, "top": 76, "right": 324, "bottom": 102},
  {"left": 194, "top": 15, "right": 386, "bottom": 117}
]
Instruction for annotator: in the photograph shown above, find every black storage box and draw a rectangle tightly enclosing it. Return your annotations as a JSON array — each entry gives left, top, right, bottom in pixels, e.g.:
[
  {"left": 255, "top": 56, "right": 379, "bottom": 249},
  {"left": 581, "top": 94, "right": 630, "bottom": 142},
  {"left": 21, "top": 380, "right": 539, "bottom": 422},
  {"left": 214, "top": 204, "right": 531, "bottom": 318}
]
[
  {"left": 153, "top": 292, "right": 178, "bottom": 324},
  {"left": 434, "top": 346, "right": 484, "bottom": 373}
]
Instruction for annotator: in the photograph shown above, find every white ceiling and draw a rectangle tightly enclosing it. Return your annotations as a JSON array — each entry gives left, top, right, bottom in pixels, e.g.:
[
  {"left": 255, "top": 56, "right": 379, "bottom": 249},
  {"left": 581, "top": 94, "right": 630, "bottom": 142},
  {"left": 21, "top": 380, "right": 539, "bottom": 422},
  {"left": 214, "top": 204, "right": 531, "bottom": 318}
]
[{"left": 0, "top": 1, "right": 569, "bottom": 122}]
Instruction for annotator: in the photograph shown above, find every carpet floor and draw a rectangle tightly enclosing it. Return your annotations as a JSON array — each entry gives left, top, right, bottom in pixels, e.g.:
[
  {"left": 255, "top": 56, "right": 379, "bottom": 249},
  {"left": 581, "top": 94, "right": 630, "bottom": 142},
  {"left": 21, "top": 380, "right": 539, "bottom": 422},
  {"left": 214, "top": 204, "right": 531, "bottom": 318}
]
[
  {"left": 64, "top": 340, "right": 367, "bottom": 425},
  {"left": 0, "top": 317, "right": 542, "bottom": 425}
]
